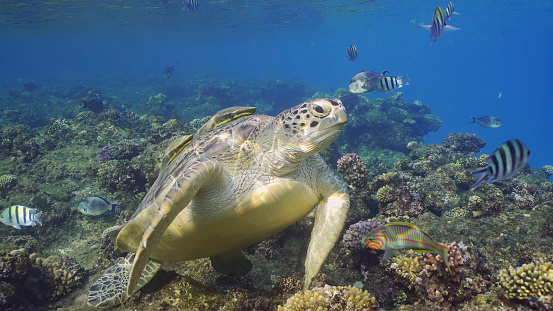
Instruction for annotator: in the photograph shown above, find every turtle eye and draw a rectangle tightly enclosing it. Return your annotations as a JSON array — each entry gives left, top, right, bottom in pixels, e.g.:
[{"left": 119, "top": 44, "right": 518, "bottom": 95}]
[{"left": 308, "top": 102, "right": 330, "bottom": 118}]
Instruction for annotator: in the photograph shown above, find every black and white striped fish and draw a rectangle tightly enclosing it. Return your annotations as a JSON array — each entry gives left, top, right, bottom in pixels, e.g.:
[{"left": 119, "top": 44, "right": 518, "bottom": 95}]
[
  {"left": 0, "top": 205, "right": 43, "bottom": 229},
  {"left": 345, "top": 44, "right": 359, "bottom": 61},
  {"left": 421, "top": 5, "right": 460, "bottom": 45},
  {"left": 182, "top": 0, "right": 199, "bottom": 12},
  {"left": 471, "top": 139, "right": 530, "bottom": 190},
  {"left": 376, "top": 75, "right": 409, "bottom": 93},
  {"left": 445, "top": 2, "right": 460, "bottom": 22}
]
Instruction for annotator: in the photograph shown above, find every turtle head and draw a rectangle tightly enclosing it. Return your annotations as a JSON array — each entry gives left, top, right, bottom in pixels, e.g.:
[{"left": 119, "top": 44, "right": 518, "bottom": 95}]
[{"left": 269, "top": 98, "right": 347, "bottom": 170}]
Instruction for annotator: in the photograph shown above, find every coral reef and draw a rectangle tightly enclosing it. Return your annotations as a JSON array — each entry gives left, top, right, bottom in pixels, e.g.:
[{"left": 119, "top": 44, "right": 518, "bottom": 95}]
[
  {"left": 277, "top": 285, "right": 377, "bottom": 310},
  {"left": 498, "top": 261, "right": 553, "bottom": 300},
  {"left": 337, "top": 153, "right": 369, "bottom": 189},
  {"left": 97, "top": 145, "right": 114, "bottom": 164},
  {"left": 0, "top": 249, "right": 87, "bottom": 309},
  {"left": 341, "top": 221, "right": 383, "bottom": 252},
  {"left": 442, "top": 133, "right": 486, "bottom": 154},
  {"left": 335, "top": 91, "right": 441, "bottom": 153},
  {"left": 0, "top": 174, "right": 18, "bottom": 198}
]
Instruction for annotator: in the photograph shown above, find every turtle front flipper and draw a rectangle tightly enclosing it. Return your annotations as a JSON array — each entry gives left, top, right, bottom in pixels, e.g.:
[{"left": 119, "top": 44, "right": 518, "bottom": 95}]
[
  {"left": 87, "top": 253, "right": 162, "bottom": 308},
  {"left": 304, "top": 173, "right": 350, "bottom": 288},
  {"left": 127, "top": 158, "right": 227, "bottom": 297}
]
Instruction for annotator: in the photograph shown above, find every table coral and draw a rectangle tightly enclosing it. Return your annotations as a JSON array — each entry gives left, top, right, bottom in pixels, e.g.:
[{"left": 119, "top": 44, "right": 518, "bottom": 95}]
[
  {"left": 498, "top": 261, "right": 553, "bottom": 300},
  {"left": 277, "top": 285, "right": 377, "bottom": 310}
]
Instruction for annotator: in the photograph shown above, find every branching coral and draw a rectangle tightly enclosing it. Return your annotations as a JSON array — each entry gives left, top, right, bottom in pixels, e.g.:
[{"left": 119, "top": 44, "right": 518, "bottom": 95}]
[
  {"left": 387, "top": 255, "right": 422, "bottom": 287},
  {"left": 498, "top": 261, "right": 553, "bottom": 300},
  {"left": 277, "top": 285, "right": 377, "bottom": 310},
  {"left": 337, "top": 153, "right": 368, "bottom": 189}
]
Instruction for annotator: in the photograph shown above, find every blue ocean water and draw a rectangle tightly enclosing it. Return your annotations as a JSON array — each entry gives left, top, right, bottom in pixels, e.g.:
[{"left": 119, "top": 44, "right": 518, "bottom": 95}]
[{"left": 1, "top": 0, "right": 552, "bottom": 168}]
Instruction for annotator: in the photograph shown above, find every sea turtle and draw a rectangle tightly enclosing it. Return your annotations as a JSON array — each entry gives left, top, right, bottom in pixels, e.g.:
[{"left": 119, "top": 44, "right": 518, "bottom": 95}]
[{"left": 88, "top": 98, "right": 350, "bottom": 308}]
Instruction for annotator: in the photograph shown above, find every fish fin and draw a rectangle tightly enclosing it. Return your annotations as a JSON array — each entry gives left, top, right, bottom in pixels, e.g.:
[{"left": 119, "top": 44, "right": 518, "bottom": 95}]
[
  {"left": 383, "top": 246, "right": 399, "bottom": 261},
  {"left": 453, "top": 12, "right": 461, "bottom": 15},
  {"left": 420, "top": 24, "right": 432, "bottom": 31},
  {"left": 13, "top": 225, "right": 22, "bottom": 229},
  {"left": 361, "top": 79, "right": 368, "bottom": 88},
  {"left": 471, "top": 167, "right": 491, "bottom": 190},
  {"left": 444, "top": 25, "right": 461, "bottom": 31},
  {"left": 34, "top": 211, "right": 43, "bottom": 226}
]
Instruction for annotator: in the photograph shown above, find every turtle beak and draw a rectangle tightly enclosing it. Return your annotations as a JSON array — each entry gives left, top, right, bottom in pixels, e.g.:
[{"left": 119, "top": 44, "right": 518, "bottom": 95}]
[{"left": 334, "top": 107, "right": 347, "bottom": 125}]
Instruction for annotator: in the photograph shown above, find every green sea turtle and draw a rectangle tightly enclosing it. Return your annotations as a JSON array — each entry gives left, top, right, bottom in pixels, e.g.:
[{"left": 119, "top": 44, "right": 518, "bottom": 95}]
[
  {"left": 88, "top": 98, "right": 350, "bottom": 308},
  {"left": 158, "top": 106, "right": 257, "bottom": 175}
]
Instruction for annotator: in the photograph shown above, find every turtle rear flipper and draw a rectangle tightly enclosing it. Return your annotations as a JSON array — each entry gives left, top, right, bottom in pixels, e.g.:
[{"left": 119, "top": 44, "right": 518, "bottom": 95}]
[{"left": 88, "top": 253, "right": 162, "bottom": 308}]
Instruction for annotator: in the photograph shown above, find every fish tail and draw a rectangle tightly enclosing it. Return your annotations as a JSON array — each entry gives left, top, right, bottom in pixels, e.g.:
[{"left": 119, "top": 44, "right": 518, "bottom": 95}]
[
  {"left": 34, "top": 211, "right": 43, "bottom": 226},
  {"left": 399, "top": 75, "right": 409, "bottom": 85},
  {"left": 440, "top": 243, "right": 453, "bottom": 276},
  {"left": 471, "top": 167, "right": 491, "bottom": 190},
  {"left": 111, "top": 204, "right": 121, "bottom": 215},
  {"left": 469, "top": 116, "right": 477, "bottom": 123}
]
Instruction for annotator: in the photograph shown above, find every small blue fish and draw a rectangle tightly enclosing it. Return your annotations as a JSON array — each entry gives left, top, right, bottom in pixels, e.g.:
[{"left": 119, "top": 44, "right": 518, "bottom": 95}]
[
  {"left": 421, "top": 5, "right": 460, "bottom": 45},
  {"left": 345, "top": 44, "right": 359, "bottom": 61},
  {"left": 78, "top": 196, "right": 120, "bottom": 217},
  {"left": 0, "top": 205, "right": 42, "bottom": 229},
  {"left": 182, "top": 0, "right": 199, "bottom": 12}
]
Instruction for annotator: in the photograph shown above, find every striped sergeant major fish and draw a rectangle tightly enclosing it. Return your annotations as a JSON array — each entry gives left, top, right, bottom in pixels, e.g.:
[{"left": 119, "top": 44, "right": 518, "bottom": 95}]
[
  {"left": 421, "top": 5, "right": 460, "bottom": 45},
  {"left": 471, "top": 139, "right": 530, "bottom": 190},
  {"left": 0, "top": 205, "right": 43, "bottom": 229},
  {"left": 345, "top": 44, "right": 359, "bottom": 61},
  {"left": 445, "top": 2, "right": 460, "bottom": 22},
  {"left": 362, "top": 222, "right": 452, "bottom": 275},
  {"left": 376, "top": 75, "right": 409, "bottom": 93},
  {"left": 182, "top": 0, "right": 199, "bottom": 12}
]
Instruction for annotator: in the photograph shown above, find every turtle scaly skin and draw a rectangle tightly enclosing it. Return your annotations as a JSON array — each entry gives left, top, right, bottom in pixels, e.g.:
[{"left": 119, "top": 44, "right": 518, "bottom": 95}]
[{"left": 88, "top": 98, "right": 350, "bottom": 308}]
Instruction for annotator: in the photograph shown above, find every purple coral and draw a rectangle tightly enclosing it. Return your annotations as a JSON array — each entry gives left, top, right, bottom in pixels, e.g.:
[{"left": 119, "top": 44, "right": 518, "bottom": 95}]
[
  {"left": 337, "top": 153, "right": 368, "bottom": 189},
  {"left": 97, "top": 145, "right": 113, "bottom": 164},
  {"left": 341, "top": 221, "right": 382, "bottom": 251}
]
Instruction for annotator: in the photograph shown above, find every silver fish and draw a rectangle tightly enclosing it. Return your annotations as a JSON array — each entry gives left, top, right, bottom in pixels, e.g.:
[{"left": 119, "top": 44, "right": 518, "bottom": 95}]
[
  {"left": 470, "top": 116, "right": 502, "bottom": 128},
  {"left": 0, "top": 205, "right": 42, "bottom": 229},
  {"left": 376, "top": 75, "right": 409, "bottom": 93},
  {"left": 471, "top": 139, "right": 530, "bottom": 189},
  {"left": 78, "top": 196, "right": 119, "bottom": 217},
  {"left": 349, "top": 70, "right": 388, "bottom": 94}
]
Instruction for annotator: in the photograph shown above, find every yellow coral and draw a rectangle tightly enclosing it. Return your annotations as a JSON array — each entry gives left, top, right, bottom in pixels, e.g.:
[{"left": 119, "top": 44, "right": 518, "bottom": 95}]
[
  {"left": 468, "top": 195, "right": 483, "bottom": 209},
  {"left": 377, "top": 185, "right": 395, "bottom": 203},
  {"left": 278, "top": 285, "right": 377, "bottom": 311},
  {"left": 0, "top": 174, "right": 18, "bottom": 190},
  {"left": 376, "top": 172, "right": 399, "bottom": 182},
  {"left": 498, "top": 261, "right": 553, "bottom": 300},
  {"left": 542, "top": 165, "right": 553, "bottom": 174},
  {"left": 478, "top": 154, "right": 489, "bottom": 166},
  {"left": 388, "top": 255, "right": 422, "bottom": 286}
]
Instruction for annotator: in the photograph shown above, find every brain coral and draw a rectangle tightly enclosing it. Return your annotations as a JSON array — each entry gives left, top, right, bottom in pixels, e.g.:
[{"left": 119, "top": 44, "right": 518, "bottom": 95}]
[
  {"left": 498, "top": 261, "right": 553, "bottom": 300},
  {"left": 277, "top": 285, "right": 377, "bottom": 311}
]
